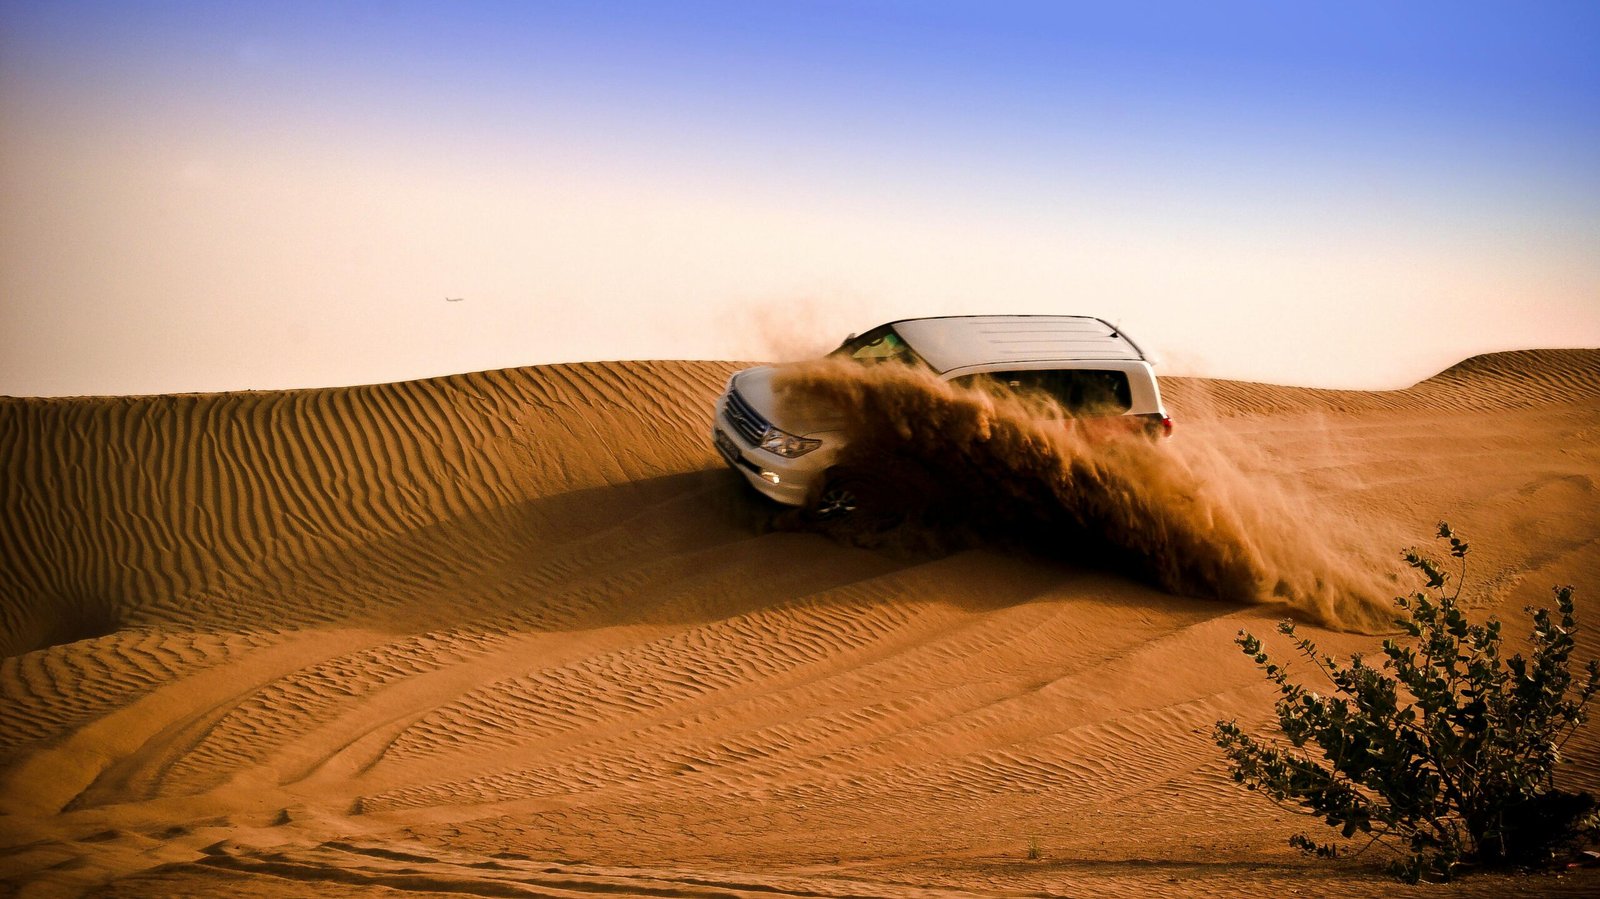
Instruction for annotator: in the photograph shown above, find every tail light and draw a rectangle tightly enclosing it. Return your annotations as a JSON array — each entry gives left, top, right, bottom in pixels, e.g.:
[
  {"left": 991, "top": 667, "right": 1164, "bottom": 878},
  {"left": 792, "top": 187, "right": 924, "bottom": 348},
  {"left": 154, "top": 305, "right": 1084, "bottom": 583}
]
[{"left": 1141, "top": 413, "right": 1172, "bottom": 438}]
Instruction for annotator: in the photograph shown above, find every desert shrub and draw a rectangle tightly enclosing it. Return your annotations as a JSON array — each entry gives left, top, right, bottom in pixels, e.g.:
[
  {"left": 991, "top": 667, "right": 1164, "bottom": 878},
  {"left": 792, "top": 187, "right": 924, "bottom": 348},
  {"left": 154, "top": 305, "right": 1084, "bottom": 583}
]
[{"left": 1214, "top": 523, "right": 1600, "bottom": 882}]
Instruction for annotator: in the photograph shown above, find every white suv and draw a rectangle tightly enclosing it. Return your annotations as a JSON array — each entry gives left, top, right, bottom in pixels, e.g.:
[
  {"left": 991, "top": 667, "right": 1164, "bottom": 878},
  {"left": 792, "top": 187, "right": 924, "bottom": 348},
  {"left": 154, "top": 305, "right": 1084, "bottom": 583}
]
[{"left": 712, "top": 315, "right": 1171, "bottom": 513}]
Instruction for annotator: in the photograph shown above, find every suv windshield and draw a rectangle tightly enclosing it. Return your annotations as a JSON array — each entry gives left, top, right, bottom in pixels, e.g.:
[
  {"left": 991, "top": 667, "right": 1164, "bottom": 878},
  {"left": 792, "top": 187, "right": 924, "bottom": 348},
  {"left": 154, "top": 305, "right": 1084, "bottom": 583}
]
[{"left": 831, "top": 326, "right": 922, "bottom": 366}]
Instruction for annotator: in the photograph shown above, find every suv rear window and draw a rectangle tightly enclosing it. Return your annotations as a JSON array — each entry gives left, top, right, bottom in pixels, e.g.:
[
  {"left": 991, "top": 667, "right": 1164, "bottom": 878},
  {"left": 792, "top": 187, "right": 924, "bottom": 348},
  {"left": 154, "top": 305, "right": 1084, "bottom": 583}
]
[{"left": 955, "top": 369, "right": 1132, "bottom": 416}]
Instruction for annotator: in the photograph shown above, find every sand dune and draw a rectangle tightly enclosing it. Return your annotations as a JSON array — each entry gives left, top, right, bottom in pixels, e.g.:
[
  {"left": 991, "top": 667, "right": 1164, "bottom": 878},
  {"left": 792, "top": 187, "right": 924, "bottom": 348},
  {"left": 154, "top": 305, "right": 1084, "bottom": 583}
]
[{"left": 2, "top": 350, "right": 1598, "bottom": 896}]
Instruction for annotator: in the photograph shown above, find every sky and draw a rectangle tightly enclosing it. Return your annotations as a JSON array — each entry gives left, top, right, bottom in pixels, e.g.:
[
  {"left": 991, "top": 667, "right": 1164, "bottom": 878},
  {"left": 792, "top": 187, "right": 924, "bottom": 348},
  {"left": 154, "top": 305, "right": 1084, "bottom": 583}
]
[{"left": 2, "top": 0, "right": 1597, "bottom": 396}]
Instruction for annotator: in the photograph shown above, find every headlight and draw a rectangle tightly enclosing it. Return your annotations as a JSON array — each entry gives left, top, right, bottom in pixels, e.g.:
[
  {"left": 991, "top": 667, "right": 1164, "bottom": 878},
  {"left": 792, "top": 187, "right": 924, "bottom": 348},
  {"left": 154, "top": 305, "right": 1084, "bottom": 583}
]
[{"left": 759, "top": 426, "right": 822, "bottom": 458}]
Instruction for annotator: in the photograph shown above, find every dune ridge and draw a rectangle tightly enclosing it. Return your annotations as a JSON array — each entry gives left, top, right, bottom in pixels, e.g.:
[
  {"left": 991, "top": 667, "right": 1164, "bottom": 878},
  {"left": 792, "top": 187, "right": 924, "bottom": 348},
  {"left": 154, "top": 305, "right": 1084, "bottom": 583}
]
[
  {"left": 0, "top": 361, "right": 736, "bottom": 655},
  {"left": 1161, "top": 348, "right": 1600, "bottom": 418},
  {"left": 2, "top": 349, "right": 1598, "bottom": 897}
]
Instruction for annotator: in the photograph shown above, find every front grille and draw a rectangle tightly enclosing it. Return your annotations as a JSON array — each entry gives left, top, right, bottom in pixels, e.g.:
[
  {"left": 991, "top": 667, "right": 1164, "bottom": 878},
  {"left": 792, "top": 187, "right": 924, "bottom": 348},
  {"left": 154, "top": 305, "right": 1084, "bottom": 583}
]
[{"left": 723, "top": 387, "right": 770, "bottom": 445}]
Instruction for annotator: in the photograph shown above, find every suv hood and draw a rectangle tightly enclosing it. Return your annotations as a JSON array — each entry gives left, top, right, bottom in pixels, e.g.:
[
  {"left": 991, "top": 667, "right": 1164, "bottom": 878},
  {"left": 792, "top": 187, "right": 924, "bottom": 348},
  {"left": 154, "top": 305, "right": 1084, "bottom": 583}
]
[{"left": 731, "top": 366, "right": 844, "bottom": 436}]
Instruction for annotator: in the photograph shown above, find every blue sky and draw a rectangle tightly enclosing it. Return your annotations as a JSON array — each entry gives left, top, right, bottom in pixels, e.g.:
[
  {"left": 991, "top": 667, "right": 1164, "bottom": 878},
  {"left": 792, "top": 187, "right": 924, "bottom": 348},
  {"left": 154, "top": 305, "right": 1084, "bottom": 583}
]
[{"left": 3, "top": 1, "right": 1597, "bottom": 394}]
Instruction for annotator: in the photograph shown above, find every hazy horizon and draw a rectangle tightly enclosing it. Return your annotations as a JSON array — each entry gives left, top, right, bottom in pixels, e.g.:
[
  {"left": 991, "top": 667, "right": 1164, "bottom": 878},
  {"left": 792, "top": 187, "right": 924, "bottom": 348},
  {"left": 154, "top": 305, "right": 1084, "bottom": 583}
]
[{"left": 4, "top": 1, "right": 1598, "bottom": 397}]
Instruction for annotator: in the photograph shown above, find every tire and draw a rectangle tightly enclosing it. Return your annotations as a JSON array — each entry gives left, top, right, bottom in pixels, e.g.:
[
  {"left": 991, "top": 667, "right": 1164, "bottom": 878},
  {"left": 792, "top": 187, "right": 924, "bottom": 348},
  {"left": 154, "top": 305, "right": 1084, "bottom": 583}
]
[
  {"left": 812, "top": 474, "right": 860, "bottom": 520},
  {"left": 809, "top": 468, "right": 903, "bottom": 534}
]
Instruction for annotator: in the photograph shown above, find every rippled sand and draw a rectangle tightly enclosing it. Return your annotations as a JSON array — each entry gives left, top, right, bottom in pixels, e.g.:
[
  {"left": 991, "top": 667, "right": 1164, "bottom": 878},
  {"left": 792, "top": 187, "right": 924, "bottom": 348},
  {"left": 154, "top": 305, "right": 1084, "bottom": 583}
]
[{"left": 3, "top": 350, "right": 1598, "bottom": 897}]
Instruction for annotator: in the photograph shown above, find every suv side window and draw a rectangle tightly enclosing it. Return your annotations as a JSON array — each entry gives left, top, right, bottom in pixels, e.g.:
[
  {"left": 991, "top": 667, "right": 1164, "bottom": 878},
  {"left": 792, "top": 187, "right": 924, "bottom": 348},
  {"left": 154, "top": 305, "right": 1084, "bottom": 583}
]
[{"left": 956, "top": 369, "right": 1132, "bottom": 416}]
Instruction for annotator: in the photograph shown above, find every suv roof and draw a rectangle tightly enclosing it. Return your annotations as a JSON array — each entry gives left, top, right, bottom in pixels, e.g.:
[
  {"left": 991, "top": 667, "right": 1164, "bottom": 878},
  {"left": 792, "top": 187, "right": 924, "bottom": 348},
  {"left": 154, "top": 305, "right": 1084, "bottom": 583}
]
[{"left": 889, "top": 315, "right": 1148, "bottom": 374}]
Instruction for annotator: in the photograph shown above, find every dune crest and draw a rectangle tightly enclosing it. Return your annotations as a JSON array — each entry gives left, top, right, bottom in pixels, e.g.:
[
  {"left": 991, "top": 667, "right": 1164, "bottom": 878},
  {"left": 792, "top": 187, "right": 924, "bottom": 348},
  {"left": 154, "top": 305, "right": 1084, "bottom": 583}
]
[
  {"left": 0, "top": 361, "right": 738, "bottom": 658},
  {"left": 1160, "top": 348, "right": 1600, "bottom": 419}
]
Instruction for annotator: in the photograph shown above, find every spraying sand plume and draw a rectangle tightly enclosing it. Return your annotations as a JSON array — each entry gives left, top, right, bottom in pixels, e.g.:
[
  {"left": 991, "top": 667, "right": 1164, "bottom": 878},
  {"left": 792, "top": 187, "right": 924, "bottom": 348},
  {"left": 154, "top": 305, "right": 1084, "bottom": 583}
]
[{"left": 775, "top": 359, "right": 1394, "bottom": 630}]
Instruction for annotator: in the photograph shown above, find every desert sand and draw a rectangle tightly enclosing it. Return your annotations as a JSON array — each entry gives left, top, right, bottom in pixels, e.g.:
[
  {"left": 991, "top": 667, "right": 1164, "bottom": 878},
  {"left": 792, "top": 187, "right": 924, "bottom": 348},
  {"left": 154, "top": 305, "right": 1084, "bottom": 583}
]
[{"left": 2, "top": 349, "right": 1598, "bottom": 897}]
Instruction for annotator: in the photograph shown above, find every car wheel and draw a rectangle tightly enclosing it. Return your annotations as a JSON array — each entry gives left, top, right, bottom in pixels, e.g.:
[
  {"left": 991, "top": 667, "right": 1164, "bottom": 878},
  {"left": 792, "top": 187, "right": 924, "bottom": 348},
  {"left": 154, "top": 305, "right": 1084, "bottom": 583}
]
[
  {"left": 813, "top": 477, "right": 860, "bottom": 519},
  {"left": 810, "top": 468, "right": 901, "bottom": 533}
]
